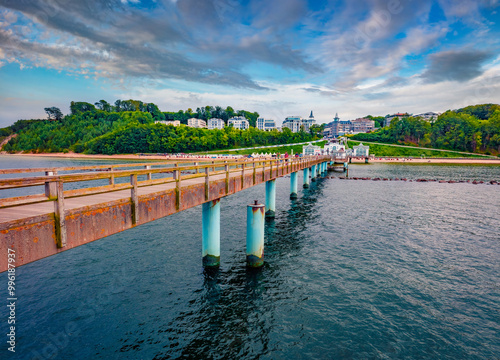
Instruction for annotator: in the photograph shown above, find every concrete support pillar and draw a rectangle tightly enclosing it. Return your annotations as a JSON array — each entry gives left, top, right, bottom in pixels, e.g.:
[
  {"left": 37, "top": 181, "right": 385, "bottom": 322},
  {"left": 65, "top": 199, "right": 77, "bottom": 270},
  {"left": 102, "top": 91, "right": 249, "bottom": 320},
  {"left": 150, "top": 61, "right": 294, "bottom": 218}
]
[
  {"left": 202, "top": 199, "right": 220, "bottom": 267},
  {"left": 247, "top": 200, "right": 265, "bottom": 267},
  {"left": 290, "top": 172, "right": 298, "bottom": 199},
  {"left": 311, "top": 165, "right": 316, "bottom": 182},
  {"left": 265, "top": 179, "right": 276, "bottom": 218},
  {"left": 303, "top": 167, "right": 310, "bottom": 188}
]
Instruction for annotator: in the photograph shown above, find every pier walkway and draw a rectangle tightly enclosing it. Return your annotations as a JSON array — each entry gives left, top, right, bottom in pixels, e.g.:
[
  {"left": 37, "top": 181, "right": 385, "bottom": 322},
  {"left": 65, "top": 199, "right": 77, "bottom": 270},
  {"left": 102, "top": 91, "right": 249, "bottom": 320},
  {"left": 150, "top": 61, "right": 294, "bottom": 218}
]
[{"left": 0, "top": 156, "right": 330, "bottom": 271}]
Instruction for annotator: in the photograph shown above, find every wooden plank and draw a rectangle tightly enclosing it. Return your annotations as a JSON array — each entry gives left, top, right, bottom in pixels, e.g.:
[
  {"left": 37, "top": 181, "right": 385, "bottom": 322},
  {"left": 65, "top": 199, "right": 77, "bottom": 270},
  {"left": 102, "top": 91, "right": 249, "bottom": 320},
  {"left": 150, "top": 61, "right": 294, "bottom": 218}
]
[
  {"left": 0, "top": 193, "right": 50, "bottom": 209},
  {"left": 64, "top": 183, "right": 132, "bottom": 199}
]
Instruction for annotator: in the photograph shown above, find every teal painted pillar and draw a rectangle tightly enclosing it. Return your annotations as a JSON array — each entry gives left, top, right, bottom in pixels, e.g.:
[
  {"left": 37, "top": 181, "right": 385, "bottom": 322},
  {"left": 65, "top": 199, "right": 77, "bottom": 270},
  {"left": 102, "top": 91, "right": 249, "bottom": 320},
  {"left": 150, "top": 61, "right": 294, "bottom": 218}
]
[
  {"left": 290, "top": 172, "right": 298, "bottom": 199},
  {"left": 202, "top": 199, "right": 220, "bottom": 267},
  {"left": 303, "top": 167, "right": 310, "bottom": 188},
  {"left": 311, "top": 164, "right": 317, "bottom": 182},
  {"left": 265, "top": 179, "right": 276, "bottom": 218},
  {"left": 247, "top": 200, "right": 265, "bottom": 267}
]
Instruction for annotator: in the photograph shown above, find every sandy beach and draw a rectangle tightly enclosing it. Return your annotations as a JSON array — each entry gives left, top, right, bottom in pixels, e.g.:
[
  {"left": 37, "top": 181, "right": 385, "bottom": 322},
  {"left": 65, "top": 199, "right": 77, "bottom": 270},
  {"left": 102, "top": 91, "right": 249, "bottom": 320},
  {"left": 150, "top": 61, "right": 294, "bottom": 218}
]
[{"left": 2, "top": 152, "right": 500, "bottom": 165}]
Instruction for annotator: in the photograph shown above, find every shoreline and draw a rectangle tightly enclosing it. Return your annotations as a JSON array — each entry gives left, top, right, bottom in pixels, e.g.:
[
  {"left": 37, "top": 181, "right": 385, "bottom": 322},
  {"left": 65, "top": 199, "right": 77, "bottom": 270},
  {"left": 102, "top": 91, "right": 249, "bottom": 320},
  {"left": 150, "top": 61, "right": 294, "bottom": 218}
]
[{"left": 1, "top": 152, "right": 500, "bottom": 165}]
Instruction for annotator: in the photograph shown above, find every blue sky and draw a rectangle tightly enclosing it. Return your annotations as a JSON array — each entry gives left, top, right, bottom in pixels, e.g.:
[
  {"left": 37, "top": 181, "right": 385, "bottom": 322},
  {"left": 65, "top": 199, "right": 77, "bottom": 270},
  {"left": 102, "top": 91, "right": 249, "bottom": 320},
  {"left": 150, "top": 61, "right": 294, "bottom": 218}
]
[{"left": 0, "top": 0, "right": 499, "bottom": 127}]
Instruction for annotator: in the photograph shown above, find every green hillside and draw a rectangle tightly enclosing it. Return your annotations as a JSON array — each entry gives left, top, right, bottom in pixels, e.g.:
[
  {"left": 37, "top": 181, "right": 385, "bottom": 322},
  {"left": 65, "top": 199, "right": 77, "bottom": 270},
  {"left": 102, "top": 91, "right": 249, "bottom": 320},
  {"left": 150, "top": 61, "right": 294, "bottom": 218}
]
[
  {"left": 1, "top": 100, "right": 318, "bottom": 154},
  {"left": 351, "top": 104, "right": 500, "bottom": 156}
]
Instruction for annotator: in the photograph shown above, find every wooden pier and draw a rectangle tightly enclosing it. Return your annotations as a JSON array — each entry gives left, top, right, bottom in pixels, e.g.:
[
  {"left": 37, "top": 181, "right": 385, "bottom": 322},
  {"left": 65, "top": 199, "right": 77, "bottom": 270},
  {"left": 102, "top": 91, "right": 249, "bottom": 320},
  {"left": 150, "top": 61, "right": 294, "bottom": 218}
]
[{"left": 0, "top": 156, "right": 330, "bottom": 271}]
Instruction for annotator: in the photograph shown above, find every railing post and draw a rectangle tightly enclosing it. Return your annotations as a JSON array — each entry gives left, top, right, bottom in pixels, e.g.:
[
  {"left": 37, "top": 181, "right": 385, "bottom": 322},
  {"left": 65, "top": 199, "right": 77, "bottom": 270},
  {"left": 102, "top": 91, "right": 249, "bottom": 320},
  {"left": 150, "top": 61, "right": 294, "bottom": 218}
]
[
  {"left": 145, "top": 165, "right": 152, "bottom": 181},
  {"left": 252, "top": 161, "right": 256, "bottom": 185},
  {"left": 262, "top": 161, "right": 265, "bottom": 182},
  {"left": 241, "top": 163, "right": 245, "bottom": 189},
  {"left": 195, "top": 162, "right": 199, "bottom": 174},
  {"left": 212, "top": 161, "right": 215, "bottom": 172},
  {"left": 45, "top": 171, "right": 57, "bottom": 199},
  {"left": 205, "top": 167, "right": 210, "bottom": 201},
  {"left": 54, "top": 180, "right": 67, "bottom": 248},
  {"left": 224, "top": 161, "right": 229, "bottom": 194},
  {"left": 131, "top": 174, "right": 139, "bottom": 225},
  {"left": 109, "top": 167, "right": 115, "bottom": 186},
  {"left": 270, "top": 161, "right": 273, "bottom": 180},
  {"left": 174, "top": 168, "right": 181, "bottom": 210}
]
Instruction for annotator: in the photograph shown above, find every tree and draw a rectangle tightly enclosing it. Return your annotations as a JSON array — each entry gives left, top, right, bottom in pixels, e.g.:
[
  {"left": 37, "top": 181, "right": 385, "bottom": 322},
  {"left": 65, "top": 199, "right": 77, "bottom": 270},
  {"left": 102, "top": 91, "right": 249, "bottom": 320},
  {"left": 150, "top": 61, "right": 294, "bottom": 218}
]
[
  {"left": 95, "top": 100, "right": 112, "bottom": 112},
  {"left": 70, "top": 101, "right": 96, "bottom": 115},
  {"left": 44, "top": 107, "right": 63, "bottom": 120},
  {"left": 309, "top": 124, "right": 325, "bottom": 137}
]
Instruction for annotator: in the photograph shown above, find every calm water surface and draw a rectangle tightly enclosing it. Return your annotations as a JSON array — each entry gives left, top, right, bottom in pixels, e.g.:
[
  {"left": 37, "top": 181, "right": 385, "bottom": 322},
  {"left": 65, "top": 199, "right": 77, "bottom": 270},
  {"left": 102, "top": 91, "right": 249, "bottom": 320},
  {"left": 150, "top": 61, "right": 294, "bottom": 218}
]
[{"left": 1, "top": 157, "right": 499, "bottom": 359}]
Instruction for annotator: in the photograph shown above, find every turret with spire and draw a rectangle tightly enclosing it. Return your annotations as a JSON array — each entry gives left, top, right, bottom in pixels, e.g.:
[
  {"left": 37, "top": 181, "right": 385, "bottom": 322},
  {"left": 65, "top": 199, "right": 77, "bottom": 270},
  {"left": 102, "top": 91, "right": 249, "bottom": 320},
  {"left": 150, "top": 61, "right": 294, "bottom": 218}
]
[{"left": 309, "top": 110, "right": 314, "bottom": 119}]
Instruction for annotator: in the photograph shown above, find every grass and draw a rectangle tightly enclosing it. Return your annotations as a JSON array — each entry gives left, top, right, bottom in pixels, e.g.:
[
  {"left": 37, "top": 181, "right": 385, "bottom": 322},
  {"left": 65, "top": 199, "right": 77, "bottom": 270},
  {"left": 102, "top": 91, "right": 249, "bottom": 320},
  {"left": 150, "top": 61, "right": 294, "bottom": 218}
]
[
  {"left": 347, "top": 140, "right": 485, "bottom": 158},
  {"left": 192, "top": 141, "right": 326, "bottom": 156}
]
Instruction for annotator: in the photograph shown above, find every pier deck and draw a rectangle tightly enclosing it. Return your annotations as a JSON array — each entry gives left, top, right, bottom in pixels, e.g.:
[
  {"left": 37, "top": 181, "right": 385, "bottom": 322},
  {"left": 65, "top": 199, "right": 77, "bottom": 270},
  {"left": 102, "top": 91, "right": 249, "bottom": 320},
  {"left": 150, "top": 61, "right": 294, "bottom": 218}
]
[{"left": 0, "top": 157, "right": 328, "bottom": 271}]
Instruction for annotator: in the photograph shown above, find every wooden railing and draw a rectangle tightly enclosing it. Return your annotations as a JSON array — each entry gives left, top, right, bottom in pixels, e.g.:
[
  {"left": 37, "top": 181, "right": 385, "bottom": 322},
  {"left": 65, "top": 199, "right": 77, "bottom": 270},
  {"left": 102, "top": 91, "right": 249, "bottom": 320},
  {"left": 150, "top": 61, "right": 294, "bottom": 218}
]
[
  {"left": 0, "top": 156, "right": 328, "bottom": 210},
  {"left": 0, "top": 156, "right": 328, "bottom": 244}
]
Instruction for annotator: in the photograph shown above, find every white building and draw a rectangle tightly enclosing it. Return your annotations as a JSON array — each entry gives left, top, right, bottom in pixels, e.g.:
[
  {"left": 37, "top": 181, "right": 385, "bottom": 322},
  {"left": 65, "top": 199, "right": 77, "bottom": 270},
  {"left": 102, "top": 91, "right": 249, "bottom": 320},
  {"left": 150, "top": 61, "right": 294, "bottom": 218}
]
[
  {"left": 155, "top": 120, "right": 180, "bottom": 127},
  {"left": 282, "top": 116, "right": 303, "bottom": 133},
  {"left": 207, "top": 118, "right": 225, "bottom": 130},
  {"left": 187, "top": 118, "right": 206, "bottom": 128},
  {"left": 353, "top": 143, "right": 370, "bottom": 157},
  {"left": 228, "top": 116, "right": 249, "bottom": 130},
  {"left": 302, "top": 111, "right": 316, "bottom": 133},
  {"left": 283, "top": 112, "right": 316, "bottom": 133},
  {"left": 257, "top": 117, "right": 277, "bottom": 131},
  {"left": 303, "top": 143, "right": 322, "bottom": 156},
  {"left": 323, "top": 140, "right": 345, "bottom": 154},
  {"left": 384, "top": 113, "right": 410, "bottom": 127},
  {"left": 416, "top": 112, "right": 439, "bottom": 122}
]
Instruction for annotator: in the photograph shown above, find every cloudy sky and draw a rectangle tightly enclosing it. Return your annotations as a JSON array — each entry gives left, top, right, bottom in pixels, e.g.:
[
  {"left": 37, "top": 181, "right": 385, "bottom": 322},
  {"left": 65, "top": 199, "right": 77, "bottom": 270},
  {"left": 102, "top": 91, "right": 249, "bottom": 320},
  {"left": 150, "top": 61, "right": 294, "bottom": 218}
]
[{"left": 0, "top": 0, "right": 499, "bottom": 127}]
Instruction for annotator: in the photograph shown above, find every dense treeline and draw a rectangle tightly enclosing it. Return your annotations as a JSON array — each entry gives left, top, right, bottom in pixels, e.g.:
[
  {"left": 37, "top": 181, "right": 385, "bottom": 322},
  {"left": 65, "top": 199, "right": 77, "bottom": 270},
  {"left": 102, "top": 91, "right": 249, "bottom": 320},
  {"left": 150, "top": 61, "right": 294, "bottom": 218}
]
[
  {"left": 352, "top": 104, "right": 500, "bottom": 155},
  {"left": 2, "top": 100, "right": 317, "bottom": 154},
  {"left": 71, "top": 100, "right": 260, "bottom": 127},
  {"left": 85, "top": 124, "right": 313, "bottom": 155}
]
